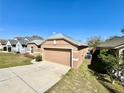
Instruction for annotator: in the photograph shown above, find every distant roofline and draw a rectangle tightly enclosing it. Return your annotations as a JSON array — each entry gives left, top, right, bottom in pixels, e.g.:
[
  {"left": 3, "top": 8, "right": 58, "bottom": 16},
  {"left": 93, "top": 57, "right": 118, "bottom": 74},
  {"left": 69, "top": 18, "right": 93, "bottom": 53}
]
[
  {"left": 97, "top": 36, "right": 124, "bottom": 49},
  {"left": 27, "top": 39, "right": 44, "bottom": 46}
]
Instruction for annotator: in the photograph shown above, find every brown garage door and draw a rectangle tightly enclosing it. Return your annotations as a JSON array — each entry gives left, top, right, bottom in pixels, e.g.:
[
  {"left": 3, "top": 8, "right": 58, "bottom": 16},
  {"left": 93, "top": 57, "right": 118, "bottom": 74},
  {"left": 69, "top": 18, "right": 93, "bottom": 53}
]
[{"left": 44, "top": 48, "right": 71, "bottom": 66}]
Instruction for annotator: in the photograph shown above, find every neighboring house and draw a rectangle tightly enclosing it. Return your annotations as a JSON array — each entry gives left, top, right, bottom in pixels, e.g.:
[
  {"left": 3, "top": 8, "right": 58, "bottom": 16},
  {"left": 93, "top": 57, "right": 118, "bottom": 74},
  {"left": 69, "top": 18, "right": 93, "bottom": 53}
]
[
  {"left": 0, "top": 40, "right": 7, "bottom": 51},
  {"left": 14, "top": 36, "right": 44, "bottom": 41},
  {"left": 27, "top": 39, "right": 43, "bottom": 54},
  {"left": 41, "top": 33, "right": 88, "bottom": 68},
  {"left": 6, "top": 40, "right": 17, "bottom": 52},
  {"left": 14, "top": 37, "right": 30, "bottom": 41},
  {"left": 5, "top": 40, "right": 28, "bottom": 53},
  {"left": 96, "top": 36, "right": 124, "bottom": 63},
  {"left": 16, "top": 40, "right": 28, "bottom": 53},
  {"left": 10, "top": 40, "right": 28, "bottom": 54},
  {"left": 0, "top": 36, "right": 44, "bottom": 53}
]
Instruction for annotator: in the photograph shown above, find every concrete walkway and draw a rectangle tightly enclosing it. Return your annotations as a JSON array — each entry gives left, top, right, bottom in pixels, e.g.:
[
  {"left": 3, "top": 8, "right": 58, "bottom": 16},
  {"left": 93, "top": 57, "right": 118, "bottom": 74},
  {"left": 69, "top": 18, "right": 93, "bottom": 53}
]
[{"left": 0, "top": 61, "right": 70, "bottom": 93}]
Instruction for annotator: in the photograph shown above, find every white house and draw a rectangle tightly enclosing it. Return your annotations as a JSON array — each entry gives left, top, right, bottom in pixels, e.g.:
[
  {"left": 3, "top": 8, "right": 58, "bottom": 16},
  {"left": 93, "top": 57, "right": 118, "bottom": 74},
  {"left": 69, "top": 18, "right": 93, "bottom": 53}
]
[
  {"left": 0, "top": 40, "right": 7, "bottom": 51},
  {"left": 4, "top": 40, "right": 28, "bottom": 54},
  {"left": 0, "top": 36, "right": 44, "bottom": 53}
]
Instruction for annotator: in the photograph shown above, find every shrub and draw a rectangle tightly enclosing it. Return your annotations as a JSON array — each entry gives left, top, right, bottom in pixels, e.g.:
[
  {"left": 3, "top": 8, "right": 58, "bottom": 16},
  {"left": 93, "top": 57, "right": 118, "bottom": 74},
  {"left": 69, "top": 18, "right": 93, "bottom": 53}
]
[
  {"left": 16, "top": 52, "right": 20, "bottom": 54},
  {"left": 89, "top": 49, "right": 107, "bottom": 73},
  {"left": 35, "top": 55, "right": 42, "bottom": 62},
  {"left": 90, "top": 58, "right": 108, "bottom": 73},
  {"left": 90, "top": 49, "right": 118, "bottom": 74},
  {"left": 90, "top": 49, "right": 123, "bottom": 84}
]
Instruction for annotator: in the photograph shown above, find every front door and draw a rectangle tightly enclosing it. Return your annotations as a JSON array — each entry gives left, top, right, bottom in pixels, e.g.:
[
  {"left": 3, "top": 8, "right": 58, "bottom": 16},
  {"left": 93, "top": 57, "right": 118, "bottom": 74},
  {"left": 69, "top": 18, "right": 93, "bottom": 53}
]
[
  {"left": 8, "top": 47, "right": 11, "bottom": 52},
  {"left": 31, "top": 47, "right": 34, "bottom": 53}
]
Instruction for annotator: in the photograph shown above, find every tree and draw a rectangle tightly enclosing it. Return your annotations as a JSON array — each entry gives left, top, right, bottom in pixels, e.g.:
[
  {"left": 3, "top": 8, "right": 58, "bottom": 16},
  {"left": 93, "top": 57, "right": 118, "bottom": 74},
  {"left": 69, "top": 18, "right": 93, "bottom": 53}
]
[
  {"left": 121, "top": 28, "right": 124, "bottom": 33},
  {"left": 87, "top": 36, "right": 102, "bottom": 48}
]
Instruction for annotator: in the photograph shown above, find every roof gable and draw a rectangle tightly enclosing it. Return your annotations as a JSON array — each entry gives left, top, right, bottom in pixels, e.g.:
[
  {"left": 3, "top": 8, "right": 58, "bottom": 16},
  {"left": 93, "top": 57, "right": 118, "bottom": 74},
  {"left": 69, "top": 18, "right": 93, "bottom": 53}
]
[
  {"left": 28, "top": 39, "right": 44, "bottom": 46},
  {"left": 8, "top": 40, "right": 18, "bottom": 45},
  {"left": 47, "top": 33, "right": 87, "bottom": 46},
  {"left": 0, "top": 39, "right": 7, "bottom": 45}
]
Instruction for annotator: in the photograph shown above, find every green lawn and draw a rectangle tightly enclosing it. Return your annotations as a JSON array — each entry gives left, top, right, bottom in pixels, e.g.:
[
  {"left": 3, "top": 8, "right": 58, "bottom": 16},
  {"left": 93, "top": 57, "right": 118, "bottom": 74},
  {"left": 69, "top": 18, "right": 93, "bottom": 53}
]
[
  {"left": 45, "top": 60, "right": 124, "bottom": 93},
  {"left": 0, "top": 53, "right": 32, "bottom": 68}
]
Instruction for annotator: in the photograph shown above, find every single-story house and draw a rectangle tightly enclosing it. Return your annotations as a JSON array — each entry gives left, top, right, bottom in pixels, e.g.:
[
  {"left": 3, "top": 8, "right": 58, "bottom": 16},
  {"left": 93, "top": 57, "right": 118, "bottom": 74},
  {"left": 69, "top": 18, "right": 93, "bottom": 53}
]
[
  {"left": 0, "top": 36, "right": 44, "bottom": 53},
  {"left": 4, "top": 39, "right": 28, "bottom": 53},
  {"left": 27, "top": 39, "right": 43, "bottom": 54},
  {"left": 5, "top": 40, "right": 18, "bottom": 52},
  {"left": 17, "top": 40, "right": 28, "bottom": 53},
  {"left": 0, "top": 40, "right": 7, "bottom": 51},
  {"left": 41, "top": 33, "right": 88, "bottom": 68},
  {"left": 96, "top": 36, "right": 124, "bottom": 64}
]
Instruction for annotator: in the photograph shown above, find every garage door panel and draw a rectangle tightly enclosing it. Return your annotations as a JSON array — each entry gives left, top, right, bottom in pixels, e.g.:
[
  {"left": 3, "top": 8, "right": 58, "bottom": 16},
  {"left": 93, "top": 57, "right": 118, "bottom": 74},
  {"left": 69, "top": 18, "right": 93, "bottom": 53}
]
[{"left": 44, "top": 48, "right": 71, "bottom": 66}]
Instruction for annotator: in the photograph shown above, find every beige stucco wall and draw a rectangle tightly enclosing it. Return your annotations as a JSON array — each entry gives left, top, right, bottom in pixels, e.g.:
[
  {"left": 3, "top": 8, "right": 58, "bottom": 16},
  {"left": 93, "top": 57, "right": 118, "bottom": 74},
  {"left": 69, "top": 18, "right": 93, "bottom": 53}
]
[{"left": 0, "top": 43, "right": 3, "bottom": 50}]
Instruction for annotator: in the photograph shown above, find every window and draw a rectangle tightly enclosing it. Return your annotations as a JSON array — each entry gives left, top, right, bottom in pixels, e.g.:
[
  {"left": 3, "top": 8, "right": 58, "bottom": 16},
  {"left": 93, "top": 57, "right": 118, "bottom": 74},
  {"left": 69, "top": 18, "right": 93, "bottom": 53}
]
[
  {"left": 12, "top": 45, "right": 16, "bottom": 47},
  {"left": 38, "top": 46, "right": 41, "bottom": 48},
  {"left": 53, "top": 40, "right": 56, "bottom": 44}
]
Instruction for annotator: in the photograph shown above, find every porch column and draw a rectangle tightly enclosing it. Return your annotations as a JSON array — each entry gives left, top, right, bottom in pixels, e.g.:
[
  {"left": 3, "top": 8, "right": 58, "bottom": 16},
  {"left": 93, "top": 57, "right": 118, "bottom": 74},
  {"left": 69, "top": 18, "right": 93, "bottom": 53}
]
[
  {"left": 7, "top": 45, "right": 8, "bottom": 52},
  {"left": 119, "top": 48, "right": 124, "bottom": 64}
]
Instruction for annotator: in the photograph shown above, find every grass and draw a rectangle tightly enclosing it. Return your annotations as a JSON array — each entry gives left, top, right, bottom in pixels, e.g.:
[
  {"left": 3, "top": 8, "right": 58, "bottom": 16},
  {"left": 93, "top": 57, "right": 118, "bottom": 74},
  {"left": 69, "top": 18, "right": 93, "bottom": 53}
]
[
  {"left": 97, "top": 76, "right": 124, "bottom": 93},
  {"left": 45, "top": 60, "right": 124, "bottom": 93},
  {"left": 0, "top": 53, "right": 32, "bottom": 68}
]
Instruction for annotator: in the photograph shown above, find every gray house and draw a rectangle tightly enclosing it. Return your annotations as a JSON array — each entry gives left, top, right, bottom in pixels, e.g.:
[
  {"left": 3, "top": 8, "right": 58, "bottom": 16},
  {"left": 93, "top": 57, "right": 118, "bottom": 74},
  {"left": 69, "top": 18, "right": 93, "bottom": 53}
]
[{"left": 97, "top": 36, "right": 124, "bottom": 63}]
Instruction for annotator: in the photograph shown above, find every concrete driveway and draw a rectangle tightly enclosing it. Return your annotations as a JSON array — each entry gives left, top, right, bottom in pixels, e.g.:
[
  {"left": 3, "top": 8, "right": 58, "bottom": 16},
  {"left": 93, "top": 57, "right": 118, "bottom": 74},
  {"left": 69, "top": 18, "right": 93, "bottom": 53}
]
[{"left": 0, "top": 61, "right": 70, "bottom": 93}]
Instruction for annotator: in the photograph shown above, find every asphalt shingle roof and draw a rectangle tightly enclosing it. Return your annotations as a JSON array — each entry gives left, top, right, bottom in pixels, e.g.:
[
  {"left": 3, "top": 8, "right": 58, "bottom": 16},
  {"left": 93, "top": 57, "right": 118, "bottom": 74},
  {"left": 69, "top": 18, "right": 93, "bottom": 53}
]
[
  {"left": 29, "top": 36, "right": 44, "bottom": 41},
  {"left": 15, "top": 36, "right": 44, "bottom": 41},
  {"left": 98, "top": 36, "right": 124, "bottom": 48},
  {"left": 8, "top": 40, "right": 18, "bottom": 45},
  {"left": 28, "top": 40, "right": 44, "bottom": 46},
  {"left": 47, "top": 33, "right": 87, "bottom": 46},
  {"left": 19, "top": 40, "right": 29, "bottom": 45},
  {"left": 0, "top": 39, "right": 7, "bottom": 45},
  {"left": 8, "top": 39, "right": 28, "bottom": 46}
]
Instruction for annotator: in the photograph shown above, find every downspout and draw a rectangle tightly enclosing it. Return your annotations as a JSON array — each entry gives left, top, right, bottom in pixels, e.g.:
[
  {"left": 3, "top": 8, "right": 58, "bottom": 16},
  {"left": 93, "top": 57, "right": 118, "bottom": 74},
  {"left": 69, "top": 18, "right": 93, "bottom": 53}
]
[{"left": 71, "top": 49, "right": 73, "bottom": 68}]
